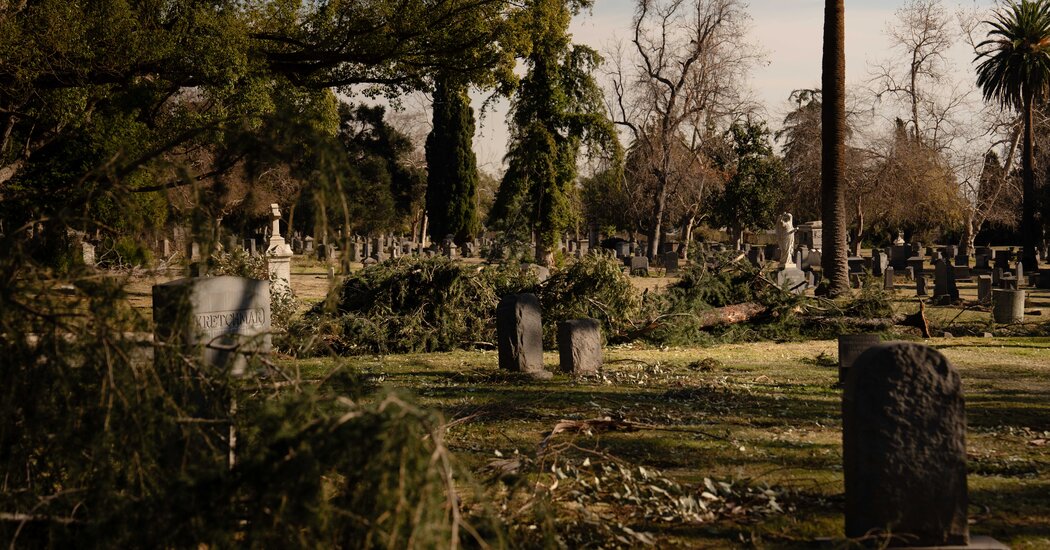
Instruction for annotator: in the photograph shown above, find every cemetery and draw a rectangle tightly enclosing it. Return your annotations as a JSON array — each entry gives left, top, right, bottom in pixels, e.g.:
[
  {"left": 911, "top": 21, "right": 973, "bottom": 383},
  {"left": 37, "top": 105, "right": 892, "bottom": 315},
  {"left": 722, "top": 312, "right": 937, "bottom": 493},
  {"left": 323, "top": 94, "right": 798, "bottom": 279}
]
[{"left": 2, "top": 0, "right": 1050, "bottom": 549}]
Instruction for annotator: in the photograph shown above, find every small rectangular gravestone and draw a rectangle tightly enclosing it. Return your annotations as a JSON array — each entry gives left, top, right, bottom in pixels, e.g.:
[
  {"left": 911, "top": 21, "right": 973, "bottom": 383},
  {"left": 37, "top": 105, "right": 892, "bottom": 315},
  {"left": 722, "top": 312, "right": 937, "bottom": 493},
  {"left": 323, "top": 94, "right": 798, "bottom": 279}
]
[
  {"left": 630, "top": 256, "right": 649, "bottom": 276},
  {"left": 558, "top": 319, "right": 602, "bottom": 376},
  {"left": 977, "top": 275, "right": 993, "bottom": 306},
  {"left": 916, "top": 275, "right": 928, "bottom": 297},
  {"left": 838, "top": 333, "right": 880, "bottom": 385},
  {"left": 883, "top": 266, "right": 895, "bottom": 291},
  {"left": 496, "top": 294, "right": 549, "bottom": 379}
]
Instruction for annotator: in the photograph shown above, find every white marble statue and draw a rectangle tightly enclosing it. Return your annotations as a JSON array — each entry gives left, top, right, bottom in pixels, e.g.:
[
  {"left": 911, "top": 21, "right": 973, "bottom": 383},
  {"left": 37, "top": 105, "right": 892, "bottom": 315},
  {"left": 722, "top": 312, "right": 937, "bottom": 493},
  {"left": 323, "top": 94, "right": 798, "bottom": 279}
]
[{"left": 775, "top": 212, "right": 796, "bottom": 267}]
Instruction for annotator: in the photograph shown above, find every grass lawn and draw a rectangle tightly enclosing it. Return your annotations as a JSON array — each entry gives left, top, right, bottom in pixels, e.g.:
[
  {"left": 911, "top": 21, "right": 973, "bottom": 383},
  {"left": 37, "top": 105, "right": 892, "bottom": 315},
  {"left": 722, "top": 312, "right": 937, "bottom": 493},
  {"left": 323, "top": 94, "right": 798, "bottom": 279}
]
[{"left": 282, "top": 337, "right": 1050, "bottom": 548}]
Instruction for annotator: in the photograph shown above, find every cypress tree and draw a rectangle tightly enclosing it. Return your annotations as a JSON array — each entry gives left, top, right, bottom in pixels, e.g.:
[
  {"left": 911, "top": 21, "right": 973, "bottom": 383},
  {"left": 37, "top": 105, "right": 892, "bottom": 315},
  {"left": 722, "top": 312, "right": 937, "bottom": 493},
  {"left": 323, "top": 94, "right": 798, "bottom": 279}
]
[
  {"left": 425, "top": 76, "right": 481, "bottom": 244},
  {"left": 488, "top": 0, "right": 617, "bottom": 265}
]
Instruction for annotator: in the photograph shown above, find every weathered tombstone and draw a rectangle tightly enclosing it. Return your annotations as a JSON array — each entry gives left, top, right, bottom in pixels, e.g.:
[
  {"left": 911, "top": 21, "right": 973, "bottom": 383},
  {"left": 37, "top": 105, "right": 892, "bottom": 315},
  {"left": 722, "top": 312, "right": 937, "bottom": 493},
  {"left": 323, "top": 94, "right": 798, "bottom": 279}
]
[
  {"left": 837, "top": 333, "right": 880, "bottom": 384},
  {"left": 916, "top": 275, "right": 928, "bottom": 296},
  {"left": 614, "top": 241, "right": 630, "bottom": 258},
  {"left": 153, "top": 276, "right": 271, "bottom": 376},
  {"left": 747, "top": 247, "right": 765, "bottom": 267},
  {"left": 883, "top": 266, "right": 895, "bottom": 291},
  {"left": 558, "top": 319, "right": 602, "bottom": 375},
  {"left": 662, "top": 251, "right": 679, "bottom": 274},
  {"left": 934, "top": 260, "right": 950, "bottom": 300},
  {"left": 992, "top": 289, "right": 1025, "bottom": 324},
  {"left": 890, "top": 245, "right": 911, "bottom": 270},
  {"left": 843, "top": 343, "right": 971, "bottom": 547},
  {"left": 304, "top": 236, "right": 314, "bottom": 252},
  {"left": 266, "top": 204, "right": 293, "bottom": 292},
  {"left": 496, "top": 294, "right": 550, "bottom": 379},
  {"left": 847, "top": 256, "right": 865, "bottom": 274},
  {"left": 905, "top": 266, "right": 914, "bottom": 281},
  {"left": 1016, "top": 262, "right": 1025, "bottom": 287},
  {"left": 1001, "top": 276, "right": 1018, "bottom": 291},
  {"left": 994, "top": 250, "right": 1011, "bottom": 271},
  {"left": 907, "top": 256, "right": 925, "bottom": 279},
  {"left": 952, "top": 264, "right": 972, "bottom": 281},
  {"left": 630, "top": 255, "right": 649, "bottom": 276},
  {"left": 1039, "top": 268, "right": 1050, "bottom": 290},
  {"left": 977, "top": 275, "right": 993, "bottom": 306},
  {"left": 974, "top": 253, "right": 990, "bottom": 270},
  {"left": 81, "top": 240, "right": 96, "bottom": 266},
  {"left": 872, "top": 249, "right": 888, "bottom": 276},
  {"left": 187, "top": 241, "right": 201, "bottom": 262}
]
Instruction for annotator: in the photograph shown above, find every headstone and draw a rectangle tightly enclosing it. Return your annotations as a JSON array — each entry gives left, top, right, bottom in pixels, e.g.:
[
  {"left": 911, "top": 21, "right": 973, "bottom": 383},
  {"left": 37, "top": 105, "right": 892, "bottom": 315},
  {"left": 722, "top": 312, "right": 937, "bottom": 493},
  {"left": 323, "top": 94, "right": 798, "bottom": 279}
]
[
  {"left": 977, "top": 275, "right": 993, "bottom": 306},
  {"left": 266, "top": 204, "right": 293, "bottom": 292},
  {"left": 916, "top": 275, "right": 928, "bottom": 296},
  {"left": 1016, "top": 262, "right": 1025, "bottom": 287},
  {"left": 838, "top": 334, "right": 880, "bottom": 384},
  {"left": 847, "top": 256, "right": 865, "bottom": 274},
  {"left": 890, "top": 245, "right": 911, "bottom": 269},
  {"left": 843, "top": 343, "right": 970, "bottom": 547},
  {"left": 883, "top": 266, "right": 894, "bottom": 291},
  {"left": 630, "top": 256, "right": 649, "bottom": 276},
  {"left": 907, "top": 256, "right": 925, "bottom": 279},
  {"left": 304, "top": 236, "right": 314, "bottom": 252},
  {"left": 662, "top": 252, "right": 679, "bottom": 274},
  {"left": 955, "top": 253, "right": 969, "bottom": 267},
  {"left": 747, "top": 247, "right": 765, "bottom": 267},
  {"left": 934, "top": 261, "right": 950, "bottom": 299},
  {"left": 992, "top": 289, "right": 1025, "bottom": 324},
  {"left": 952, "top": 264, "right": 972, "bottom": 281},
  {"left": 153, "top": 276, "right": 271, "bottom": 376},
  {"left": 1001, "top": 276, "right": 1018, "bottom": 291},
  {"left": 975, "top": 253, "right": 990, "bottom": 270},
  {"left": 1038, "top": 268, "right": 1050, "bottom": 290},
  {"left": 81, "top": 240, "right": 96, "bottom": 266},
  {"left": 614, "top": 241, "right": 630, "bottom": 258},
  {"left": 558, "top": 319, "right": 602, "bottom": 375},
  {"left": 496, "top": 294, "right": 550, "bottom": 379},
  {"left": 187, "top": 241, "right": 201, "bottom": 262},
  {"left": 994, "top": 250, "right": 1011, "bottom": 271},
  {"left": 871, "top": 249, "right": 888, "bottom": 276}
]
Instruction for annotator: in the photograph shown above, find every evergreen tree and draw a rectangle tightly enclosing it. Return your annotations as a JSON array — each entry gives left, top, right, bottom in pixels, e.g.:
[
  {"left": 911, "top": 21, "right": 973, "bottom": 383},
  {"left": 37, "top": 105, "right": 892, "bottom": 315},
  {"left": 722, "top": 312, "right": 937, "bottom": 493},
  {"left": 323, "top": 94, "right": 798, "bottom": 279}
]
[
  {"left": 709, "top": 121, "right": 786, "bottom": 249},
  {"left": 488, "top": 0, "right": 617, "bottom": 265},
  {"left": 425, "top": 76, "right": 481, "bottom": 244}
]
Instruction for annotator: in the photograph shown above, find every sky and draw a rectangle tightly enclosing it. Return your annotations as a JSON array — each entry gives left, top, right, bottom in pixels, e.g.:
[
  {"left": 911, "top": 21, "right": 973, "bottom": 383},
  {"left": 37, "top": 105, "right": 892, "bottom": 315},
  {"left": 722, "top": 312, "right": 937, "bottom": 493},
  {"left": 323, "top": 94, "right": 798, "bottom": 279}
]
[{"left": 466, "top": 0, "right": 998, "bottom": 172}]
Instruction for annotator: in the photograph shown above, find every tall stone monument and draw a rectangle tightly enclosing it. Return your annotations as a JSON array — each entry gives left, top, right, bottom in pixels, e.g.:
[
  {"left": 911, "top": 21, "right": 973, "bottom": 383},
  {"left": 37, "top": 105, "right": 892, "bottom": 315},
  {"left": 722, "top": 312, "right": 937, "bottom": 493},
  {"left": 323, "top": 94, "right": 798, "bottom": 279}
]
[{"left": 266, "top": 203, "right": 293, "bottom": 292}]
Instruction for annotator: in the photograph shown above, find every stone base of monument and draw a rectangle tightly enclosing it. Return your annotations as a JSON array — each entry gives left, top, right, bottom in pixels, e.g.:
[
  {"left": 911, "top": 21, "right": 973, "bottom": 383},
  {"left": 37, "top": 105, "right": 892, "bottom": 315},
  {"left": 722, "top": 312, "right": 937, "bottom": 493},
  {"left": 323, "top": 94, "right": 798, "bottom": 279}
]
[
  {"left": 775, "top": 266, "right": 807, "bottom": 294},
  {"left": 884, "top": 535, "right": 1009, "bottom": 549}
]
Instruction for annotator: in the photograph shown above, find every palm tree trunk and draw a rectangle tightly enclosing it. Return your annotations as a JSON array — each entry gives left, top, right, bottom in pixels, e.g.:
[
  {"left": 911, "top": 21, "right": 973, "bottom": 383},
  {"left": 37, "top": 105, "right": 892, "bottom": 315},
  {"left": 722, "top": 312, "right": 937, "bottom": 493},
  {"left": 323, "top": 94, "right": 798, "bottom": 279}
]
[
  {"left": 821, "top": 0, "right": 850, "bottom": 297},
  {"left": 1022, "top": 92, "right": 1038, "bottom": 270}
]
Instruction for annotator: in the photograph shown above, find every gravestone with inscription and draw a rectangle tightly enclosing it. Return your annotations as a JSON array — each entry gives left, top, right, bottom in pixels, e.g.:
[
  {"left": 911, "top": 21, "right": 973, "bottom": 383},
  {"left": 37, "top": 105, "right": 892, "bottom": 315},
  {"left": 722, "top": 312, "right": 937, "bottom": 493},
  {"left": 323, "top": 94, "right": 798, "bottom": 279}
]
[
  {"left": 843, "top": 343, "right": 979, "bottom": 547},
  {"left": 153, "top": 276, "right": 271, "bottom": 376}
]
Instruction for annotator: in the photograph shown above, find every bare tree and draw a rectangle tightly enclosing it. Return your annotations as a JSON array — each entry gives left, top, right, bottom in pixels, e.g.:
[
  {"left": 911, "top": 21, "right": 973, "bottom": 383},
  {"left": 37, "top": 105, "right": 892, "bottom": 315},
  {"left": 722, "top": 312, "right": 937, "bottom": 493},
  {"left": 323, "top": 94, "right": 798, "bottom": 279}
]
[{"left": 607, "top": 0, "right": 759, "bottom": 258}]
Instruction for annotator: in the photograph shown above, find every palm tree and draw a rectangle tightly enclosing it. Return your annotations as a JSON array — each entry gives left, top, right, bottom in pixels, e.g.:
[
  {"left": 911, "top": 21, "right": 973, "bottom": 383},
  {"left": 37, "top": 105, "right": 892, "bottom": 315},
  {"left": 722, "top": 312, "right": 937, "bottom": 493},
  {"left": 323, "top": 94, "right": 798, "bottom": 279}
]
[
  {"left": 821, "top": 0, "right": 850, "bottom": 297},
  {"left": 976, "top": 0, "right": 1050, "bottom": 271}
]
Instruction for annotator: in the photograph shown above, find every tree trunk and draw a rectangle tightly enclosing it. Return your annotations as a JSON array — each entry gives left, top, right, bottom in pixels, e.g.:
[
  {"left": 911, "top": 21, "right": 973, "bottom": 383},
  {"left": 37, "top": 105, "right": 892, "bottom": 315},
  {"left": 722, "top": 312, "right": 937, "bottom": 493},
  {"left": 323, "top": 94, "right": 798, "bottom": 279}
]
[
  {"left": 821, "top": 0, "right": 850, "bottom": 297},
  {"left": 849, "top": 198, "right": 863, "bottom": 257},
  {"left": 1022, "top": 92, "right": 1038, "bottom": 269},
  {"left": 648, "top": 189, "right": 667, "bottom": 259},
  {"left": 959, "top": 212, "right": 975, "bottom": 257},
  {"left": 683, "top": 215, "right": 696, "bottom": 261}
]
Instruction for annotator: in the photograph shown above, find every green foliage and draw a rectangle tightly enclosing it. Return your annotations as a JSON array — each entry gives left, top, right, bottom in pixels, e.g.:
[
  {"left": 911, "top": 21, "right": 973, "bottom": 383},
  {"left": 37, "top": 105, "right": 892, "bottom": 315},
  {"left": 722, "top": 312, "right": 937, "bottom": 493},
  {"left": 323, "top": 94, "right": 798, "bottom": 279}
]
[
  {"left": 708, "top": 121, "right": 786, "bottom": 236},
  {"left": 0, "top": 253, "right": 492, "bottom": 547},
  {"left": 425, "top": 77, "right": 481, "bottom": 243},
  {"left": 536, "top": 253, "right": 640, "bottom": 346},
  {"left": 296, "top": 256, "right": 537, "bottom": 355},
  {"left": 489, "top": 0, "right": 620, "bottom": 262},
  {"left": 297, "top": 254, "right": 639, "bottom": 355}
]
